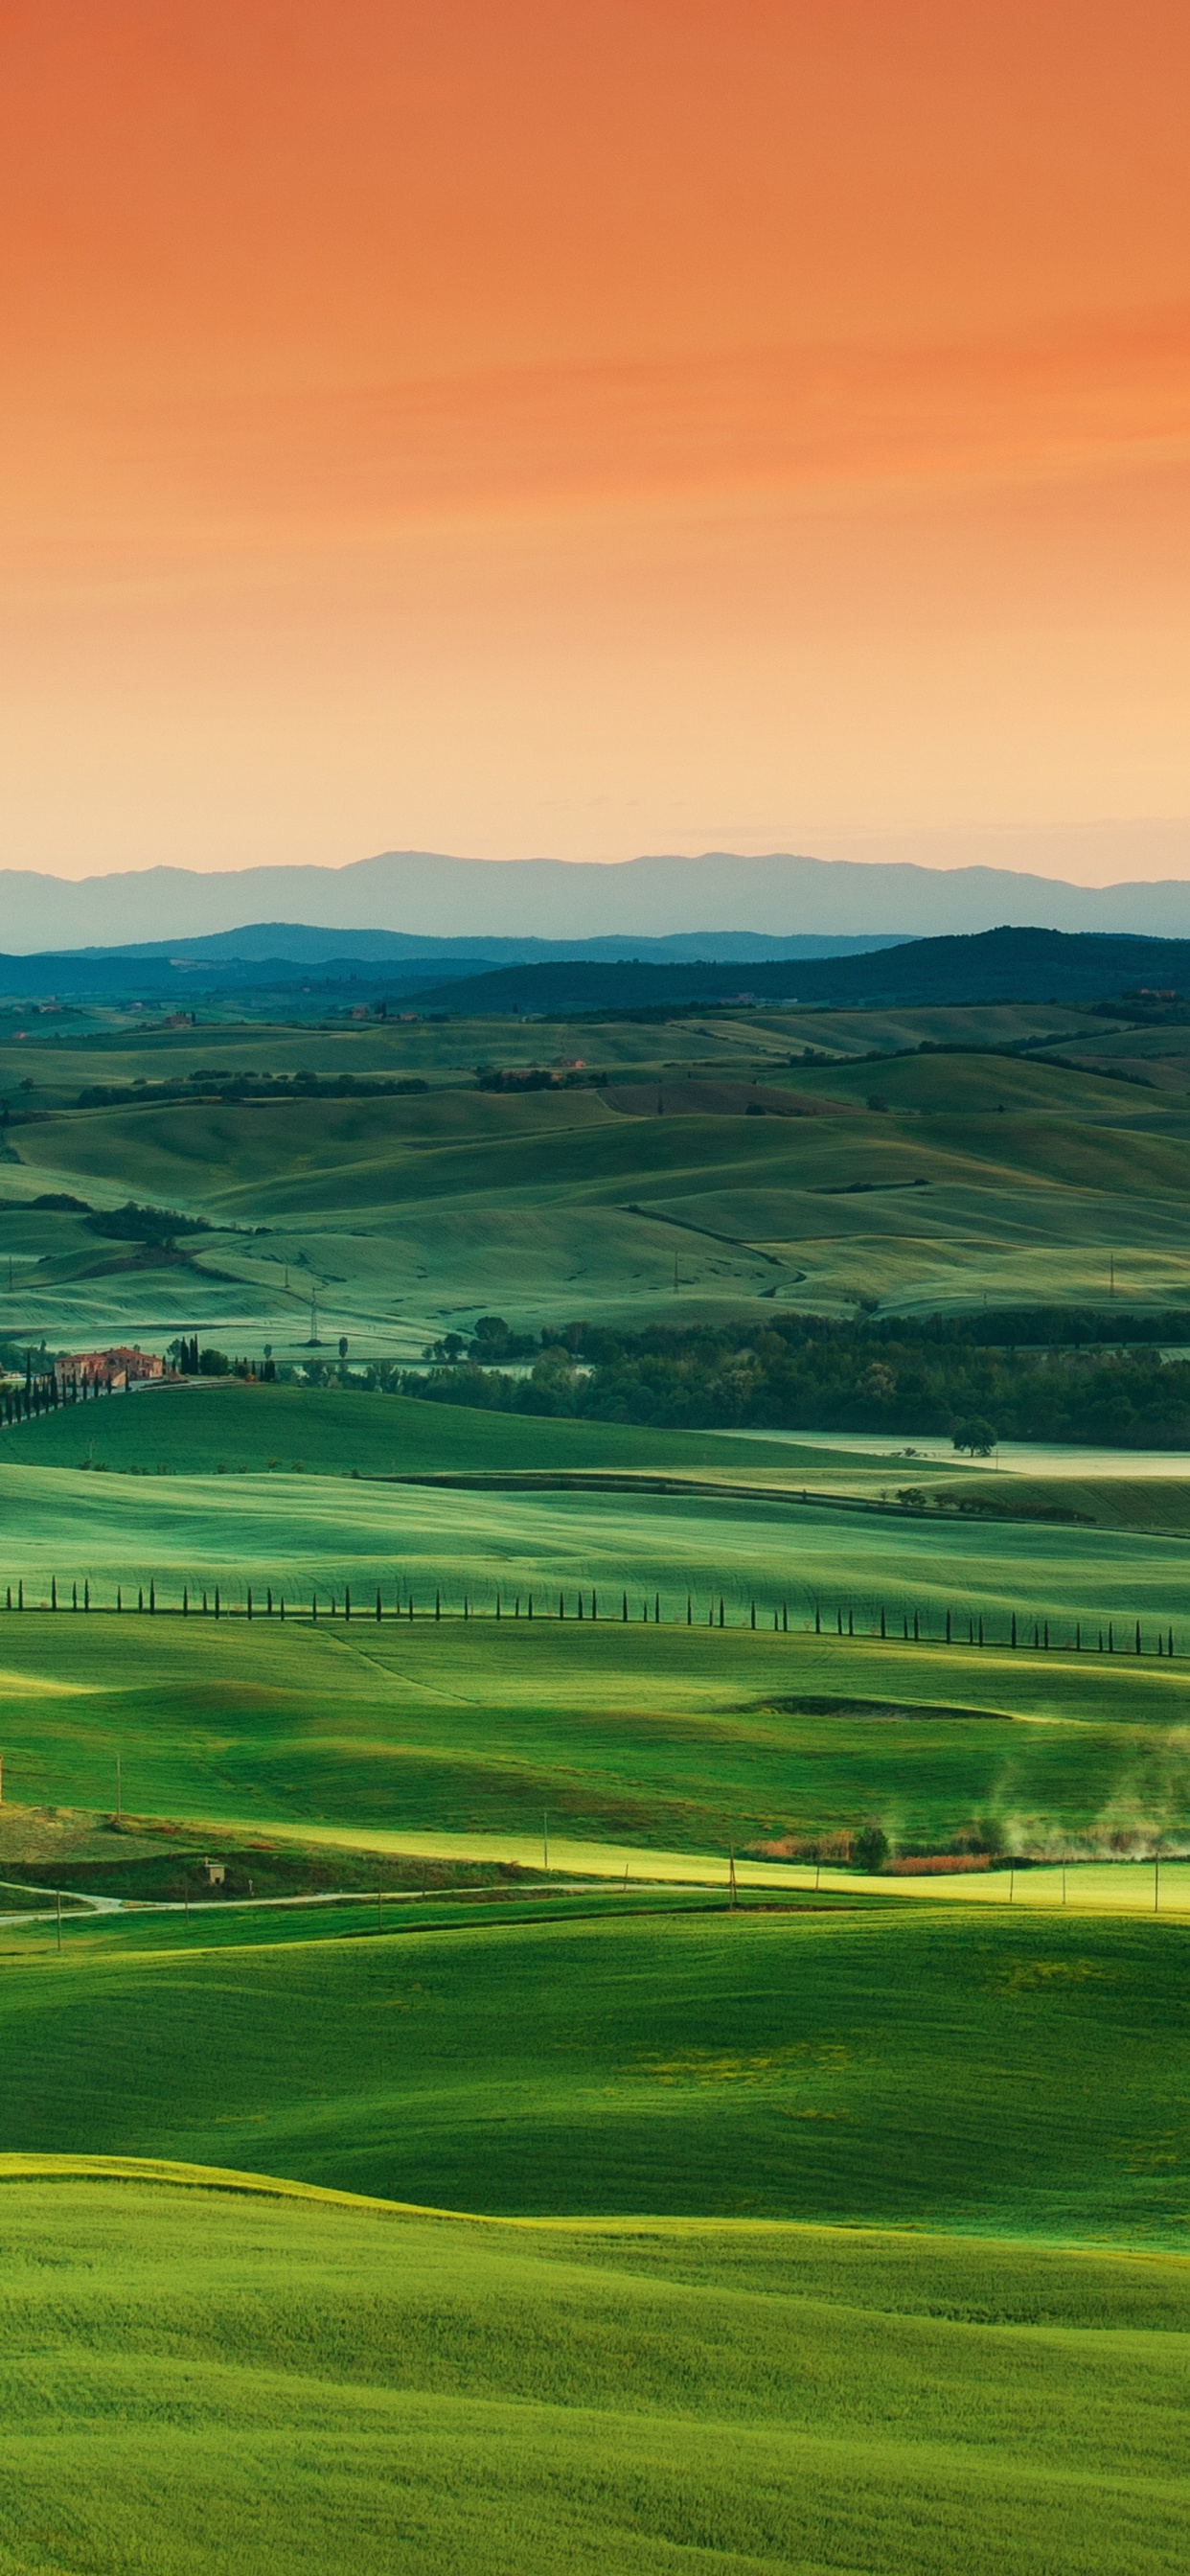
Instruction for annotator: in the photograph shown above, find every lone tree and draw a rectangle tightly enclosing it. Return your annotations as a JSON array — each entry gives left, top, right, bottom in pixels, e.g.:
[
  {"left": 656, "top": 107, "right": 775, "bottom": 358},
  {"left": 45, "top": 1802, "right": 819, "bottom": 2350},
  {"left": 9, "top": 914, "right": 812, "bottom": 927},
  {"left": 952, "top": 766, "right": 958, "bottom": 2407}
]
[
  {"left": 853, "top": 1821, "right": 890, "bottom": 1874},
  {"left": 952, "top": 1417, "right": 996, "bottom": 1457}
]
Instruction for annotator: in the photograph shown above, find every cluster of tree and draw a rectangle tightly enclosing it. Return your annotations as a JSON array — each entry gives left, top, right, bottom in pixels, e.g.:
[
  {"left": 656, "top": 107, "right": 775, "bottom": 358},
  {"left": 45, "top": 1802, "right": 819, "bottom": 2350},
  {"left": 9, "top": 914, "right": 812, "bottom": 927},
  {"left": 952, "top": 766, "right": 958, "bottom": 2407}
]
[
  {"left": 471, "top": 1065, "right": 604, "bottom": 1092},
  {"left": 85, "top": 1202, "right": 210, "bottom": 1245},
  {"left": 422, "top": 1315, "right": 537, "bottom": 1365},
  {"left": 400, "top": 1309, "right": 1190, "bottom": 1447},
  {"left": 76, "top": 1071, "right": 428, "bottom": 1108}
]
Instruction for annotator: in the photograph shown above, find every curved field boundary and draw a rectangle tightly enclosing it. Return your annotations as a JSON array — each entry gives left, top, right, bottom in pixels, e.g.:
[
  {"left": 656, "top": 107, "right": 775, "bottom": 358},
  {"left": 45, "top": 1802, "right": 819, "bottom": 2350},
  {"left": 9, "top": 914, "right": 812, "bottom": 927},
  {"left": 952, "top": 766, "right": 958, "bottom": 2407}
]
[{"left": 3, "top": 2157, "right": 1189, "bottom": 2267}]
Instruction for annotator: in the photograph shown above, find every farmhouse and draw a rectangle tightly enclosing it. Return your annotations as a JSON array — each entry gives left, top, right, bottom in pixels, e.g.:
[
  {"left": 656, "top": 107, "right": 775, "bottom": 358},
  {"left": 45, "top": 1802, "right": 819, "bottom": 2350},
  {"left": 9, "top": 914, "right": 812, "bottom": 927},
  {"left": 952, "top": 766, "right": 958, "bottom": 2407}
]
[{"left": 53, "top": 1346, "right": 164, "bottom": 1392}]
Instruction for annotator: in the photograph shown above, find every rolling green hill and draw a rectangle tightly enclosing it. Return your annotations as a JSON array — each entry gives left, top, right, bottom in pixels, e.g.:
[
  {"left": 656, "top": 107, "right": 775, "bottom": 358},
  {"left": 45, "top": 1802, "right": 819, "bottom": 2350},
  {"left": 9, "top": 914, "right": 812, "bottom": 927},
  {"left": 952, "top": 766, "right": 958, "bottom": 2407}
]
[
  {"left": 5, "top": 1000, "right": 1190, "bottom": 1345},
  {"left": 0, "top": 2175, "right": 1183, "bottom": 2576},
  {"left": 0, "top": 1611, "right": 1184, "bottom": 1859},
  {"left": 0, "top": 1378, "right": 817, "bottom": 1480},
  {"left": 0, "top": 1898, "right": 1185, "bottom": 2240}
]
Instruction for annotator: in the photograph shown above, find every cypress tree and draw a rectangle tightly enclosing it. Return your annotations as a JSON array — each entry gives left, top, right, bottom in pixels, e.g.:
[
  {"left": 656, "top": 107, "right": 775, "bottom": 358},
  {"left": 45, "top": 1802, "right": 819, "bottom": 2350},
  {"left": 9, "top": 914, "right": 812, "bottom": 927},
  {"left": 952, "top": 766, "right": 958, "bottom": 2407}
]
[
  {"left": 880, "top": 1606, "right": 885, "bottom": 1638},
  {"left": 814, "top": 1603, "right": 820, "bottom": 1634},
  {"left": 266, "top": 1588, "right": 273, "bottom": 1616},
  {"left": 836, "top": 1607, "right": 842, "bottom": 1636},
  {"left": 946, "top": 1608, "right": 952, "bottom": 1644},
  {"left": 495, "top": 1594, "right": 501, "bottom": 1620},
  {"left": 376, "top": 1588, "right": 381, "bottom": 1622},
  {"left": 435, "top": 1589, "right": 441, "bottom": 1621},
  {"left": 1169, "top": 1627, "right": 1174, "bottom": 1656},
  {"left": 137, "top": 1587, "right": 143, "bottom": 1614},
  {"left": 654, "top": 1593, "right": 660, "bottom": 1623},
  {"left": 848, "top": 1608, "right": 854, "bottom": 1637},
  {"left": 214, "top": 1586, "right": 219, "bottom": 1620},
  {"left": 1011, "top": 1612, "right": 1017, "bottom": 1646},
  {"left": 1076, "top": 1622, "right": 1081, "bottom": 1650},
  {"left": 719, "top": 1598, "right": 725, "bottom": 1628},
  {"left": 51, "top": 1577, "right": 57, "bottom": 1611},
  {"left": 84, "top": 1580, "right": 89, "bottom": 1612},
  {"left": 149, "top": 1579, "right": 155, "bottom": 1614},
  {"left": 246, "top": 1588, "right": 252, "bottom": 1622},
  {"left": 1033, "top": 1622, "right": 1039, "bottom": 1649},
  {"left": 1043, "top": 1620, "right": 1049, "bottom": 1649},
  {"left": 687, "top": 1594, "right": 693, "bottom": 1625},
  {"left": 280, "top": 1596, "right": 286, "bottom": 1621},
  {"left": 592, "top": 1590, "right": 598, "bottom": 1620},
  {"left": 749, "top": 1601, "right": 756, "bottom": 1630},
  {"left": 1135, "top": 1621, "right": 1142, "bottom": 1655},
  {"left": 5, "top": 1587, "right": 10, "bottom": 1610},
  {"left": 18, "top": 1580, "right": 23, "bottom": 1611},
  {"left": 577, "top": 1593, "right": 583, "bottom": 1619},
  {"left": 559, "top": 1591, "right": 563, "bottom": 1620},
  {"left": 72, "top": 1582, "right": 77, "bottom": 1611},
  {"left": 782, "top": 1603, "right": 788, "bottom": 1632},
  {"left": 623, "top": 1591, "right": 628, "bottom": 1622},
  {"left": 1109, "top": 1621, "right": 1114, "bottom": 1651},
  {"left": 182, "top": 1587, "right": 188, "bottom": 1618},
  {"left": 312, "top": 1592, "right": 318, "bottom": 1620},
  {"left": 527, "top": 1593, "right": 533, "bottom": 1619},
  {"left": 345, "top": 1586, "right": 351, "bottom": 1622},
  {"left": 202, "top": 1590, "right": 208, "bottom": 1614}
]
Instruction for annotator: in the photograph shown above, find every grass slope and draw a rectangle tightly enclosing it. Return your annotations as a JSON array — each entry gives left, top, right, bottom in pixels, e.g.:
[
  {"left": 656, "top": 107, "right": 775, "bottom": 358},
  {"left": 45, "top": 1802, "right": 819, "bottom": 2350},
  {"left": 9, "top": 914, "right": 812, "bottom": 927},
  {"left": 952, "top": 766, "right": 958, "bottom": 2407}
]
[
  {"left": 0, "top": 1615, "right": 1187, "bottom": 1855},
  {"left": 0, "top": 2178, "right": 1184, "bottom": 2575},
  {"left": 0, "top": 1902, "right": 1186, "bottom": 2242},
  {"left": 7, "top": 1012, "right": 1190, "bottom": 1336},
  {"left": 2, "top": 1380, "right": 824, "bottom": 1481}
]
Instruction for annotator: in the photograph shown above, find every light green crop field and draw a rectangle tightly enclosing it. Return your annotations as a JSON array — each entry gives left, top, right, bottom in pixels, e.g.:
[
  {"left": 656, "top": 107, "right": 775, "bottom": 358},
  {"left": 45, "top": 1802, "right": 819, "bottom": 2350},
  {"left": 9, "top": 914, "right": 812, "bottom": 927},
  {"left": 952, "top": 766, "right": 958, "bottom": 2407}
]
[
  {"left": 0, "top": 1610, "right": 1185, "bottom": 1858},
  {"left": 0, "top": 1377, "right": 830, "bottom": 1481},
  {"left": 0, "top": 1898, "right": 1185, "bottom": 2239},
  {"left": 0, "top": 2175, "right": 1184, "bottom": 2576},
  {"left": 5, "top": 1000, "right": 1190, "bottom": 1343},
  {"left": 4, "top": 1002, "right": 1190, "bottom": 2566}
]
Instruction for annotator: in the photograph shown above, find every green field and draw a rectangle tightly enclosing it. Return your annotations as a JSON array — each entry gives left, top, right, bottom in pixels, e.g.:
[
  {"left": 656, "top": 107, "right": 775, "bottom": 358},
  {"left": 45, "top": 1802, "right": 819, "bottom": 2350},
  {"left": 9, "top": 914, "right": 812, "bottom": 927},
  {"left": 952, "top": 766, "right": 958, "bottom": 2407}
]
[
  {"left": 0, "top": 1611, "right": 1185, "bottom": 1862},
  {"left": 0, "top": 2175, "right": 1183, "bottom": 2576},
  {"left": 3, "top": 1000, "right": 1189, "bottom": 2565},
  {"left": 6, "top": 996, "right": 1190, "bottom": 1345}
]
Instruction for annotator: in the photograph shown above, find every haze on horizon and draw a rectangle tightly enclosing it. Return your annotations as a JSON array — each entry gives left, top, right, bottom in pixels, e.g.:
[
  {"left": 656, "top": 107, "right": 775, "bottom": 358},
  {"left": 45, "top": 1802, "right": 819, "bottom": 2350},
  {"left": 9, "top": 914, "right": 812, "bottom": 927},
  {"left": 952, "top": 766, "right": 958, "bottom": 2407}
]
[{"left": 1, "top": 2, "right": 1187, "bottom": 885}]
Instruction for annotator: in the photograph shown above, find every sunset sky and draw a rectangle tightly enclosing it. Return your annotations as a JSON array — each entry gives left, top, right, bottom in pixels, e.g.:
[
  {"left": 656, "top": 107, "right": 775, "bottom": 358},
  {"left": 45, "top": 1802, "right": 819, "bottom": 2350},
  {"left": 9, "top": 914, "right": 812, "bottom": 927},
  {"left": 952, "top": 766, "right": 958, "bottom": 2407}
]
[{"left": 1, "top": 1, "right": 1187, "bottom": 881}]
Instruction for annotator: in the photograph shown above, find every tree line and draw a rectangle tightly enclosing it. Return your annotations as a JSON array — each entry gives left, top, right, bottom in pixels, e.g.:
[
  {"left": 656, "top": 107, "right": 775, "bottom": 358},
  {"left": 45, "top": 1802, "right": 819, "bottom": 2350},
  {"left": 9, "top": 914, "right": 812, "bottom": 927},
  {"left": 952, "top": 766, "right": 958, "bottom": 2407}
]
[
  {"left": 0, "top": 1578, "right": 1176, "bottom": 1658},
  {"left": 398, "top": 1309, "right": 1190, "bottom": 1447}
]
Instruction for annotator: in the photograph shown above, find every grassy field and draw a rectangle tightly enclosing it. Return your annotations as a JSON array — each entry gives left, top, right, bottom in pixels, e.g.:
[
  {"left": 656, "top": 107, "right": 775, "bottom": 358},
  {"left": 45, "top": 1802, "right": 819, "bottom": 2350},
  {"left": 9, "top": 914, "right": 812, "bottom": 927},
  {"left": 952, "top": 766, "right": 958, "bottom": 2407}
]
[
  {"left": 0, "top": 2174, "right": 1183, "bottom": 2575},
  {"left": 0, "top": 1612, "right": 1185, "bottom": 1859},
  {"left": 0, "top": 1898, "right": 1184, "bottom": 2240},
  {"left": 5, "top": 998, "right": 1190, "bottom": 1344},
  {"left": 3, "top": 1000, "right": 1189, "bottom": 2564},
  {"left": 0, "top": 1377, "right": 828, "bottom": 1481}
]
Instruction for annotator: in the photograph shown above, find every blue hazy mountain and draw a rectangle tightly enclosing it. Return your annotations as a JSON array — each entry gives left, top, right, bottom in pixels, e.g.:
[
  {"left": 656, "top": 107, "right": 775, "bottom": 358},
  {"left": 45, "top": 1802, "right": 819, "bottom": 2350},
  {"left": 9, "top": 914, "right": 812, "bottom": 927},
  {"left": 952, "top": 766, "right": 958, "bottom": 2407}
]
[{"left": 1, "top": 840, "right": 1190, "bottom": 953}]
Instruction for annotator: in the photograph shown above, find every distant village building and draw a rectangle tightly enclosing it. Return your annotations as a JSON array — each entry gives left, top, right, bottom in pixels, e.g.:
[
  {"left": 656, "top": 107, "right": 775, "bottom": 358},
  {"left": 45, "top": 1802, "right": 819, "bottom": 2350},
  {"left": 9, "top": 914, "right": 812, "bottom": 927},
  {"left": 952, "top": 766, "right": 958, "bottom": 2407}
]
[{"left": 53, "top": 1346, "right": 165, "bottom": 1393}]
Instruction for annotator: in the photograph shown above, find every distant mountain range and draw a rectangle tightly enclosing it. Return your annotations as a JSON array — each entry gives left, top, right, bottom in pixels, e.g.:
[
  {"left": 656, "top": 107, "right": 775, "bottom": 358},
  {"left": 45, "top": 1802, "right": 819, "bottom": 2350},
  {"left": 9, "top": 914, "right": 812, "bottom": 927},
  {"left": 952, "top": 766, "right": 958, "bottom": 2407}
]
[
  {"left": 2, "top": 925, "right": 1188, "bottom": 1016},
  {"left": 408, "top": 928, "right": 1190, "bottom": 1017},
  {"left": 0, "top": 926, "right": 901, "bottom": 1003},
  {"left": 4, "top": 844, "right": 1190, "bottom": 953}
]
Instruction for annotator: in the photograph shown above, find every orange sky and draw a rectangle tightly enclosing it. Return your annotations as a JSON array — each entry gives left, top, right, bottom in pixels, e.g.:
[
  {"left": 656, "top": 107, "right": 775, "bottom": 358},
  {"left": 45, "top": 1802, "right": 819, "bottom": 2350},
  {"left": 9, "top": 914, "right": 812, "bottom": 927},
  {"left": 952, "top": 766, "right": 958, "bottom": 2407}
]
[{"left": 1, "top": 0, "right": 1187, "bottom": 880}]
